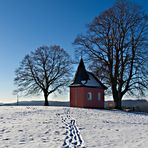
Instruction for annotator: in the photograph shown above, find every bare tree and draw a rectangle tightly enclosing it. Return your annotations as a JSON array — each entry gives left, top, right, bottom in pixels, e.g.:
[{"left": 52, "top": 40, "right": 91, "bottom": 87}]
[
  {"left": 74, "top": 0, "right": 148, "bottom": 109},
  {"left": 14, "top": 45, "right": 72, "bottom": 106}
]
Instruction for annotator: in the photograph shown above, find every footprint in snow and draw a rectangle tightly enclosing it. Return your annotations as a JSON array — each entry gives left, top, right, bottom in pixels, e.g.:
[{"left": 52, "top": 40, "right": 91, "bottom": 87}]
[
  {"left": 58, "top": 109, "right": 85, "bottom": 148},
  {"left": 19, "top": 138, "right": 26, "bottom": 144},
  {"left": 3, "top": 138, "right": 10, "bottom": 141},
  {"left": 41, "top": 137, "right": 49, "bottom": 143}
]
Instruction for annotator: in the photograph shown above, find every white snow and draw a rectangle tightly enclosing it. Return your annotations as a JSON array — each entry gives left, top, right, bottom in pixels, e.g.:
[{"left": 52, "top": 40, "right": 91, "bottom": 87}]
[
  {"left": 0, "top": 106, "right": 148, "bottom": 148},
  {"left": 84, "top": 73, "right": 101, "bottom": 87}
]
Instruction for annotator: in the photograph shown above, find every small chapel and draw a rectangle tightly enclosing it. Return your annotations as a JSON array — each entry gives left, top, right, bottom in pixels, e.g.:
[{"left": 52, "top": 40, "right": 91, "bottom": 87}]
[{"left": 69, "top": 58, "right": 107, "bottom": 109}]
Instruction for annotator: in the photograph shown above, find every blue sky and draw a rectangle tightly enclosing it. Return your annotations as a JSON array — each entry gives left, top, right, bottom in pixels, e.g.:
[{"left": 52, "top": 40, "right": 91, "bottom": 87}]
[{"left": 0, "top": 0, "right": 147, "bottom": 103}]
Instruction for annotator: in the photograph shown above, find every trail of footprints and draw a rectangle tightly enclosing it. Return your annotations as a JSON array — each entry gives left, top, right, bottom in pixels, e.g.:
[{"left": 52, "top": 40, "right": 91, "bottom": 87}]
[{"left": 57, "top": 109, "right": 85, "bottom": 148}]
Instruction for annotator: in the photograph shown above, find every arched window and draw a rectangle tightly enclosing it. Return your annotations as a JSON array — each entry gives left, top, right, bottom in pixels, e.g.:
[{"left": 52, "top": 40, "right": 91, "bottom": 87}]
[
  {"left": 98, "top": 92, "right": 101, "bottom": 100},
  {"left": 87, "top": 92, "right": 92, "bottom": 100}
]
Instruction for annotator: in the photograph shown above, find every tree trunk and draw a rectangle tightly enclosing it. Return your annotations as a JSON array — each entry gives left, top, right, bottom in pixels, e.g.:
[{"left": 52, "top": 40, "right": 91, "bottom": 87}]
[
  {"left": 114, "top": 99, "right": 122, "bottom": 110},
  {"left": 112, "top": 88, "right": 122, "bottom": 110},
  {"left": 44, "top": 92, "right": 49, "bottom": 106}
]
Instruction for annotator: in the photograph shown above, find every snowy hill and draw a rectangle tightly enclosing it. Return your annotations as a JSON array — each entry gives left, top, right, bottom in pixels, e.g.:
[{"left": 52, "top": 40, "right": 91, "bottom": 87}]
[
  {"left": 1, "top": 101, "right": 69, "bottom": 107},
  {"left": 121, "top": 99, "right": 147, "bottom": 107},
  {"left": 0, "top": 106, "right": 147, "bottom": 148},
  {"left": 105, "top": 99, "right": 148, "bottom": 112}
]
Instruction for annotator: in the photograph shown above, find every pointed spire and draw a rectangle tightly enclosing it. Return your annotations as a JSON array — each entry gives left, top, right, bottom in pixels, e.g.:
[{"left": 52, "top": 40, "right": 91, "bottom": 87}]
[
  {"left": 71, "top": 58, "right": 89, "bottom": 85},
  {"left": 80, "top": 50, "right": 83, "bottom": 59}
]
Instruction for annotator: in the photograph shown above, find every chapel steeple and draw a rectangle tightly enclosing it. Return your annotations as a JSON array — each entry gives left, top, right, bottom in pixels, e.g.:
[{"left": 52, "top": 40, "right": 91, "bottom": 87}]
[{"left": 71, "top": 58, "right": 89, "bottom": 85}]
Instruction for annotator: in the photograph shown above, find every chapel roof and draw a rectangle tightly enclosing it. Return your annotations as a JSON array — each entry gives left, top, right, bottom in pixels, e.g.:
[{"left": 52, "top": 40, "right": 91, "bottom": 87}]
[{"left": 70, "top": 58, "right": 107, "bottom": 89}]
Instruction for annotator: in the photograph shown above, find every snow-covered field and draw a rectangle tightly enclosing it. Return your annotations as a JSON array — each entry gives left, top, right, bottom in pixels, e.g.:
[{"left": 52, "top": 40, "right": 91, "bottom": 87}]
[{"left": 0, "top": 106, "right": 148, "bottom": 148}]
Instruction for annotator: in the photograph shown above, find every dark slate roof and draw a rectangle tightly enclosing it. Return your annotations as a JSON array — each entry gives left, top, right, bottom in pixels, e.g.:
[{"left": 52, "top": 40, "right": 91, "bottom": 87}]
[
  {"left": 71, "top": 58, "right": 89, "bottom": 84},
  {"left": 70, "top": 58, "right": 107, "bottom": 89}
]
